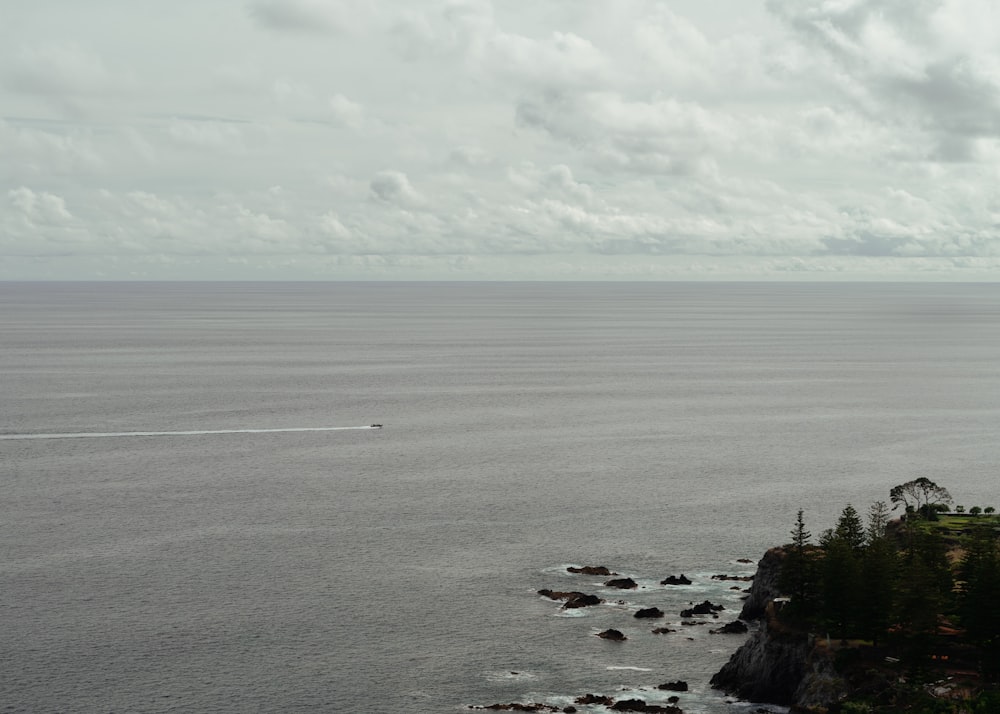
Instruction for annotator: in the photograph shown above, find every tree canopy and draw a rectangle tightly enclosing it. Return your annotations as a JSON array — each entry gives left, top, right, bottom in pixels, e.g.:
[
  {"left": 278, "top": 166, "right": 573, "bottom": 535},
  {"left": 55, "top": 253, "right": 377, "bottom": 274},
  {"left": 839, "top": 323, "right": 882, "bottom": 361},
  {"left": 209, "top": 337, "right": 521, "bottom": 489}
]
[{"left": 889, "top": 477, "right": 953, "bottom": 517}]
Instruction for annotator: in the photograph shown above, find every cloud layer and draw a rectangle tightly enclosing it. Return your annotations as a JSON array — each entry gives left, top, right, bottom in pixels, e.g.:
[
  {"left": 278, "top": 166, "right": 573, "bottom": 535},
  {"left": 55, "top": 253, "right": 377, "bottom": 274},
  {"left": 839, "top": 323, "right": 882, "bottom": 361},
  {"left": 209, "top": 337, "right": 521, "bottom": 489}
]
[{"left": 2, "top": 0, "right": 1000, "bottom": 280}]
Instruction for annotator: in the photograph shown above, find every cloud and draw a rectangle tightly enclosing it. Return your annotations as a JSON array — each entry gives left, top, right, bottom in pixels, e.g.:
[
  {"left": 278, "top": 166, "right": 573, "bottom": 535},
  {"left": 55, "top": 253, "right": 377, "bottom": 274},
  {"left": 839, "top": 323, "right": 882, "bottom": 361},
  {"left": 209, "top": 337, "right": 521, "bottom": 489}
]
[
  {"left": 516, "top": 91, "right": 730, "bottom": 175},
  {"left": 328, "top": 93, "right": 364, "bottom": 129},
  {"left": 248, "top": 0, "right": 351, "bottom": 34},
  {"left": 8, "top": 186, "right": 73, "bottom": 224},
  {"left": 167, "top": 119, "right": 250, "bottom": 154},
  {"left": 767, "top": 0, "right": 1000, "bottom": 149},
  {"left": 4, "top": 0, "right": 1000, "bottom": 280},
  {"left": 3, "top": 44, "right": 125, "bottom": 97},
  {"left": 369, "top": 170, "right": 424, "bottom": 207}
]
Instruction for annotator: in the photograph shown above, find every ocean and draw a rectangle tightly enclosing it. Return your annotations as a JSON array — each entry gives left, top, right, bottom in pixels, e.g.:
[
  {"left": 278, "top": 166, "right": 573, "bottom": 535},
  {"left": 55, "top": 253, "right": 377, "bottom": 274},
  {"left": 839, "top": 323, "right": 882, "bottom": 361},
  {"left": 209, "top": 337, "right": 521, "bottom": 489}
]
[{"left": 2, "top": 282, "right": 999, "bottom": 713}]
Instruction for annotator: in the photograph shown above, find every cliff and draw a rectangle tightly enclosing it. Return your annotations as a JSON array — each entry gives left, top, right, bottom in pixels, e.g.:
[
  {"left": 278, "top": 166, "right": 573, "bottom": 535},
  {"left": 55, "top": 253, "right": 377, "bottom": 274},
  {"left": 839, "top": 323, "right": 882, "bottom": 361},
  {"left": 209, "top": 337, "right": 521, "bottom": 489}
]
[
  {"left": 711, "top": 548, "right": 846, "bottom": 712},
  {"left": 737, "top": 547, "right": 784, "bottom": 621}
]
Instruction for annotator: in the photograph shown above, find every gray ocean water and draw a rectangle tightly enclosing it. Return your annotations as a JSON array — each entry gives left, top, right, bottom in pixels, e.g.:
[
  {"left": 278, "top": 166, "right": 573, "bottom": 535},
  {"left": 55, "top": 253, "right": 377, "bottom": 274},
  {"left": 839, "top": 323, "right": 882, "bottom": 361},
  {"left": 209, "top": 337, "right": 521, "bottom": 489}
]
[{"left": 2, "top": 282, "right": 999, "bottom": 714}]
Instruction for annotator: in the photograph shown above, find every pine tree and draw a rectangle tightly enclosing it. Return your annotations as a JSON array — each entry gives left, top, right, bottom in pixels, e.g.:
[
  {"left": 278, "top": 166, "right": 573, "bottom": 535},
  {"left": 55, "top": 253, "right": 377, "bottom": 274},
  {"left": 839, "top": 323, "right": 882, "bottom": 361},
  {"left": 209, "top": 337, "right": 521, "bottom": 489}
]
[
  {"left": 820, "top": 535, "right": 862, "bottom": 641},
  {"left": 958, "top": 525, "right": 1000, "bottom": 675},
  {"left": 835, "top": 504, "right": 866, "bottom": 551},
  {"left": 780, "top": 509, "right": 817, "bottom": 621},
  {"left": 866, "top": 500, "right": 891, "bottom": 543}
]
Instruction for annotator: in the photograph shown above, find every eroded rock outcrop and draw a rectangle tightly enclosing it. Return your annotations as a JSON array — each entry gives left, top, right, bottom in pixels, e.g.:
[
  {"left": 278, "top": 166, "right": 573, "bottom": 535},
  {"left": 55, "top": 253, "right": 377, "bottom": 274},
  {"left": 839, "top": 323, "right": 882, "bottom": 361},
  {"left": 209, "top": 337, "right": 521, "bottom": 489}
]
[
  {"left": 596, "top": 629, "right": 627, "bottom": 641},
  {"left": 659, "top": 575, "right": 692, "bottom": 585},
  {"left": 680, "top": 600, "right": 724, "bottom": 618},
  {"left": 737, "top": 548, "right": 784, "bottom": 621},
  {"left": 537, "top": 590, "right": 602, "bottom": 608},
  {"left": 604, "top": 577, "right": 638, "bottom": 590},
  {"left": 574, "top": 694, "right": 613, "bottom": 706},
  {"left": 711, "top": 548, "right": 846, "bottom": 711},
  {"left": 609, "top": 699, "right": 681, "bottom": 713},
  {"left": 567, "top": 565, "right": 615, "bottom": 576},
  {"left": 710, "top": 620, "right": 748, "bottom": 635}
]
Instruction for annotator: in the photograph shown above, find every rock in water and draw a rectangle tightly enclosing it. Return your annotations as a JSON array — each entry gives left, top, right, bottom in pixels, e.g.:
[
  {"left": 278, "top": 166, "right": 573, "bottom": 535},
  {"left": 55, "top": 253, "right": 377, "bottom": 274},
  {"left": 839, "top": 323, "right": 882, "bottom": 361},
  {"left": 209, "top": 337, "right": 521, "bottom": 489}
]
[
  {"left": 604, "top": 577, "right": 638, "bottom": 589},
  {"left": 710, "top": 620, "right": 749, "bottom": 634},
  {"left": 679, "top": 600, "right": 724, "bottom": 617},
  {"left": 596, "top": 629, "right": 627, "bottom": 641},
  {"left": 659, "top": 575, "right": 692, "bottom": 585},
  {"left": 567, "top": 565, "right": 615, "bottom": 576}
]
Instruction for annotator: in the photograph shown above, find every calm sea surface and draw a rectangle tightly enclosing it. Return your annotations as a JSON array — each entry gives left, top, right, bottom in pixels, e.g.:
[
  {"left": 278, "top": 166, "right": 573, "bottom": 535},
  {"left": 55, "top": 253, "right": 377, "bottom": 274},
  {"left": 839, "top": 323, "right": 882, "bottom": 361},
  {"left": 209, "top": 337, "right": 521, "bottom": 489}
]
[{"left": 2, "top": 282, "right": 999, "bottom": 713}]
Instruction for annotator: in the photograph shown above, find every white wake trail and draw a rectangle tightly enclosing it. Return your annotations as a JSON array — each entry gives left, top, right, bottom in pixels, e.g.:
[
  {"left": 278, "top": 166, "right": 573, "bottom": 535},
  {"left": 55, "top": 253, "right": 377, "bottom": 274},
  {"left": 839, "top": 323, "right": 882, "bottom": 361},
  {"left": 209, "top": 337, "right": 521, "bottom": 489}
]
[{"left": 0, "top": 426, "right": 381, "bottom": 441}]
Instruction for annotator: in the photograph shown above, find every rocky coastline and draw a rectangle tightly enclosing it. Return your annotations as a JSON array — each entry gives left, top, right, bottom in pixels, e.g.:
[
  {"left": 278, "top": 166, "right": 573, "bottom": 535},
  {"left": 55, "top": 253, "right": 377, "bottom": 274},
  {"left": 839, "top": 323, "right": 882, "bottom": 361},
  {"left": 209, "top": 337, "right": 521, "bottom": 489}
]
[{"left": 710, "top": 548, "right": 846, "bottom": 712}]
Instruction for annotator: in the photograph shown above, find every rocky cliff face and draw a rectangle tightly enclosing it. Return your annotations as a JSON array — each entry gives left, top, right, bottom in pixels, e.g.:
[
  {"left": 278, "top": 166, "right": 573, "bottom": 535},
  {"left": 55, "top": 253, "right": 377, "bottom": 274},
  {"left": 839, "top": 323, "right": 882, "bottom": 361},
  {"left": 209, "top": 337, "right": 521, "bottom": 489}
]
[
  {"left": 711, "top": 548, "right": 846, "bottom": 711},
  {"left": 738, "top": 547, "right": 785, "bottom": 621},
  {"left": 710, "top": 619, "right": 811, "bottom": 706}
]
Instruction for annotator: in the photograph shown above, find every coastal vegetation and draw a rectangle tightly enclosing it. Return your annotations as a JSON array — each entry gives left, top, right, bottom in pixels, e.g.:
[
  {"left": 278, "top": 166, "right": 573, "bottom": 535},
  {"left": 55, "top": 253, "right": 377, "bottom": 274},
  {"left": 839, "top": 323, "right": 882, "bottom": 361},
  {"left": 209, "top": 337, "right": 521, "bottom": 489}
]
[{"left": 774, "top": 478, "right": 1000, "bottom": 712}]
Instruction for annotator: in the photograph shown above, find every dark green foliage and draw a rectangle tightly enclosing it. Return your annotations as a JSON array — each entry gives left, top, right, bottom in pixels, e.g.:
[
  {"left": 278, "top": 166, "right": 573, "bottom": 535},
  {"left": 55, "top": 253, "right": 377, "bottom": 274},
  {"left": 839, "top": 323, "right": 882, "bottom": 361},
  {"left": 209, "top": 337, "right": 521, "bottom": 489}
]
[
  {"left": 892, "top": 528, "right": 953, "bottom": 658},
  {"left": 778, "top": 486, "right": 1000, "bottom": 706},
  {"left": 866, "top": 501, "right": 891, "bottom": 543},
  {"left": 858, "top": 532, "right": 897, "bottom": 646},
  {"left": 959, "top": 525, "right": 1000, "bottom": 675},
  {"left": 835, "top": 504, "right": 866, "bottom": 550},
  {"left": 780, "top": 510, "right": 818, "bottom": 622},
  {"left": 820, "top": 535, "right": 862, "bottom": 640},
  {"left": 890, "top": 478, "right": 952, "bottom": 518}
]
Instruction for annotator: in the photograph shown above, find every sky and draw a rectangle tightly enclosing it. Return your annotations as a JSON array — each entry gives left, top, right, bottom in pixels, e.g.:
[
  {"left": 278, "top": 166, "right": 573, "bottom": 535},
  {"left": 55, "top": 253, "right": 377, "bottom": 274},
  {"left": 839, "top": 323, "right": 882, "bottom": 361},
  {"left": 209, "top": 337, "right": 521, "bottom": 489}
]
[{"left": 3, "top": 0, "right": 1000, "bottom": 281}]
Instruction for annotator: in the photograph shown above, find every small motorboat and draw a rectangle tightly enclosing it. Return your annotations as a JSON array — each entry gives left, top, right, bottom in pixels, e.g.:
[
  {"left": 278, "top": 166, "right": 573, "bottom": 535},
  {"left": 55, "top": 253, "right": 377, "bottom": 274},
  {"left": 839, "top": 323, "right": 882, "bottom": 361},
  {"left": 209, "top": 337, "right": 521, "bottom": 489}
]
[{"left": 370, "top": 423, "right": 383, "bottom": 429}]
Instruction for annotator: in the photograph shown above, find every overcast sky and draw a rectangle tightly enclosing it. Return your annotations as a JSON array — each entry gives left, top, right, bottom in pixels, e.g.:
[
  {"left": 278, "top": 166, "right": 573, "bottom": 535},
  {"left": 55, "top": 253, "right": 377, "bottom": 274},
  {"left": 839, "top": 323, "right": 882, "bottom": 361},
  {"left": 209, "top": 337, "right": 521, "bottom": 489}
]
[{"left": 3, "top": 0, "right": 1000, "bottom": 280}]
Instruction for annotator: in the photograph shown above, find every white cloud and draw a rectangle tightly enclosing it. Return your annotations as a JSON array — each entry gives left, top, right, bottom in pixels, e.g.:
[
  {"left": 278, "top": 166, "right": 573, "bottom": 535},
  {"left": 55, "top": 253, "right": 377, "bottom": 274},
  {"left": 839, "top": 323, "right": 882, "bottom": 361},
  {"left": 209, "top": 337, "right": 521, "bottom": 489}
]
[
  {"left": 8, "top": 186, "right": 73, "bottom": 224},
  {"left": 3, "top": 0, "right": 1000, "bottom": 279},
  {"left": 768, "top": 0, "right": 1000, "bottom": 146}
]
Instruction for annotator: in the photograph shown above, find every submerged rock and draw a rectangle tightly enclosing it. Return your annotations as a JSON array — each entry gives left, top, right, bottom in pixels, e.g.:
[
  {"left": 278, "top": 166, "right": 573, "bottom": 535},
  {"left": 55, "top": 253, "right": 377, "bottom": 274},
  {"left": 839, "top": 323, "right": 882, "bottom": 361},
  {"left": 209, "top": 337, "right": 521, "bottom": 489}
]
[{"left": 470, "top": 703, "right": 564, "bottom": 712}]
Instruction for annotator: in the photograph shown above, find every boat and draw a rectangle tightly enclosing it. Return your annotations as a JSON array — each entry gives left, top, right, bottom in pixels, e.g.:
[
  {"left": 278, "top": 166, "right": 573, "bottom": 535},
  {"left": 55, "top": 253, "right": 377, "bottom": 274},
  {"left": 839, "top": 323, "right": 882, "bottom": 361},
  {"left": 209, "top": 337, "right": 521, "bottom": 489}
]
[{"left": 371, "top": 423, "right": 383, "bottom": 428}]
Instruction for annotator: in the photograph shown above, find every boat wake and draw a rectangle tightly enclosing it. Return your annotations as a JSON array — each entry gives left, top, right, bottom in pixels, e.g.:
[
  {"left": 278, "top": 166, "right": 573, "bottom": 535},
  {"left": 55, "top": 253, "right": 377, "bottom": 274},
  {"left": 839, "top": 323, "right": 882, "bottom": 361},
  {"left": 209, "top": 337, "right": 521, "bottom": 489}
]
[{"left": 0, "top": 425, "right": 381, "bottom": 440}]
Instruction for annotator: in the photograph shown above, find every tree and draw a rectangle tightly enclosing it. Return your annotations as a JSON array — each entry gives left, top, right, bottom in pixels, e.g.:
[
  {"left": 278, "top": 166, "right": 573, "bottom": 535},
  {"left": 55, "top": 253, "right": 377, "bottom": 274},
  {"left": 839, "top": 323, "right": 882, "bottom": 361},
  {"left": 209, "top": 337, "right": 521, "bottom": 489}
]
[
  {"left": 781, "top": 509, "right": 817, "bottom": 620},
  {"left": 986, "top": 506, "right": 996, "bottom": 516},
  {"left": 971, "top": 506, "right": 983, "bottom": 517},
  {"left": 889, "top": 478, "right": 953, "bottom": 518},
  {"left": 835, "top": 504, "right": 866, "bottom": 551},
  {"left": 895, "top": 528, "right": 953, "bottom": 657},
  {"left": 866, "top": 500, "right": 891, "bottom": 543},
  {"left": 958, "top": 525, "right": 1000, "bottom": 675},
  {"left": 956, "top": 505, "right": 966, "bottom": 514},
  {"left": 820, "top": 535, "right": 862, "bottom": 641},
  {"left": 791, "top": 508, "right": 811, "bottom": 550},
  {"left": 856, "top": 501, "right": 897, "bottom": 646},
  {"left": 859, "top": 531, "right": 898, "bottom": 646}
]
